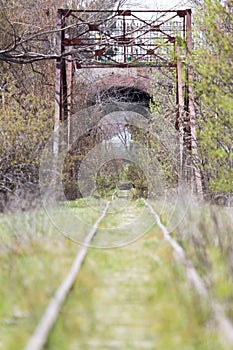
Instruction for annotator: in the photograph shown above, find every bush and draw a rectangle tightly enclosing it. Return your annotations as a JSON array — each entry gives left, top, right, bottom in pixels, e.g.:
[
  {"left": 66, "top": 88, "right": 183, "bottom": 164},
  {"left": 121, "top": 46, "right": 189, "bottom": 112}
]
[{"left": 0, "top": 80, "right": 53, "bottom": 211}]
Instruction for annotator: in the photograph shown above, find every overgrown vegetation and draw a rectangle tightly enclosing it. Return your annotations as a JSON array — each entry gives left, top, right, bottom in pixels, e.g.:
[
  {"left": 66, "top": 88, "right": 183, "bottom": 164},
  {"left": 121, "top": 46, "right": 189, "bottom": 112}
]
[
  {"left": 0, "top": 200, "right": 232, "bottom": 349},
  {"left": 0, "top": 208, "right": 78, "bottom": 350},
  {"left": 0, "top": 1, "right": 232, "bottom": 349},
  {"left": 0, "top": 79, "right": 53, "bottom": 210},
  {"left": 0, "top": 0, "right": 122, "bottom": 209},
  {"left": 1, "top": 0, "right": 232, "bottom": 207},
  {"left": 47, "top": 233, "right": 220, "bottom": 350},
  {"left": 194, "top": 0, "right": 233, "bottom": 203},
  {"left": 169, "top": 201, "right": 233, "bottom": 325}
]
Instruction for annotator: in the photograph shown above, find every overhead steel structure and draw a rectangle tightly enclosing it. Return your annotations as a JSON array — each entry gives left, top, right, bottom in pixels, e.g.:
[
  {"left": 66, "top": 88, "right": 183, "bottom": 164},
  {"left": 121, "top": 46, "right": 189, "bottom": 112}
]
[{"left": 54, "top": 8, "right": 203, "bottom": 195}]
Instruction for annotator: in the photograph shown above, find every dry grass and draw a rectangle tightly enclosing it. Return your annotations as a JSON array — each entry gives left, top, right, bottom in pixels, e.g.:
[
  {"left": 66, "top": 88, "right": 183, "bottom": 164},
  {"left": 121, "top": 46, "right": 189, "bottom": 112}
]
[{"left": 0, "top": 198, "right": 232, "bottom": 349}]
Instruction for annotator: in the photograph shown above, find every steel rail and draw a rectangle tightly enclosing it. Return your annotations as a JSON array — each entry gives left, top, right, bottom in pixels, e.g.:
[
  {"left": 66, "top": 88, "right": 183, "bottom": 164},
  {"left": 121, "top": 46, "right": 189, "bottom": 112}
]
[
  {"left": 24, "top": 201, "right": 110, "bottom": 350},
  {"left": 24, "top": 199, "right": 233, "bottom": 349},
  {"left": 144, "top": 200, "right": 233, "bottom": 347}
]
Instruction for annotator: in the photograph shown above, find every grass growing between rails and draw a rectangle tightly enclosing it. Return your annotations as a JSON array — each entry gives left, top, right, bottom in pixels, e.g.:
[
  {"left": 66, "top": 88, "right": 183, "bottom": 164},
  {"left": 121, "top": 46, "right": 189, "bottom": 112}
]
[
  {"left": 0, "top": 198, "right": 119, "bottom": 350},
  {"left": 0, "top": 198, "right": 232, "bottom": 349},
  {"left": 46, "top": 199, "right": 232, "bottom": 350},
  {"left": 46, "top": 226, "right": 222, "bottom": 350}
]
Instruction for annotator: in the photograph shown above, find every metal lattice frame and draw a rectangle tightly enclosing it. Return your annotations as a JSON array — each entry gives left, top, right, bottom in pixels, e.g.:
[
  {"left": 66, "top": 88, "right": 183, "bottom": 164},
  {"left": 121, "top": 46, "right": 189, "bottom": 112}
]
[{"left": 54, "top": 8, "right": 203, "bottom": 195}]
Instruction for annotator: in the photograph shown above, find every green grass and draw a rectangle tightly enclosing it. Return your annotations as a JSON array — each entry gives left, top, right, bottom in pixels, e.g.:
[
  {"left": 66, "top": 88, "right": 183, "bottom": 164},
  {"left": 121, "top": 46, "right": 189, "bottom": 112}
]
[
  {"left": 0, "top": 199, "right": 232, "bottom": 349},
  {"left": 168, "top": 203, "right": 233, "bottom": 313},
  {"left": 47, "top": 230, "right": 221, "bottom": 350},
  {"left": 0, "top": 208, "right": 78, "bottom": 350}
]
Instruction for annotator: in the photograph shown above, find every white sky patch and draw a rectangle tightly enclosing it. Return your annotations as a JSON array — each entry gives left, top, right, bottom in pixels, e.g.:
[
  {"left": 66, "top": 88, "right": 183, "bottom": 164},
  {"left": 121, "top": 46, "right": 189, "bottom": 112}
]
[{"left": 118, "top": 0, "right": 193, "bottom": 10}]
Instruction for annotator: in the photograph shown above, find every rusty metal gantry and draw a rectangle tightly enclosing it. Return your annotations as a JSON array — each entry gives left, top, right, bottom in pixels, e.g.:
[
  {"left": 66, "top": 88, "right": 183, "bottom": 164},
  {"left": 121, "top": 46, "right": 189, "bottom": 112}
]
[{"left": 54, "top": 8, "right": 203, "bottom": 195}]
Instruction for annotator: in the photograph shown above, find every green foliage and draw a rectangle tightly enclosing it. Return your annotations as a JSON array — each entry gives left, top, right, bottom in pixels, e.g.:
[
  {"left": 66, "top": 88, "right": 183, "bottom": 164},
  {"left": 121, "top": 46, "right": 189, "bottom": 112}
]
[
  {"left": 0, "top": 208, "right": 78, "bottom": 350},
  {"left": 95, "top": 161, "right": 148, "bottom": 199},
  {"left": 194, "top": 0, "right": 233, "bottom": 198},
  {"left": 0, "top": 78, "right": 53, "bottom": 206},
  {"left": 96, "top": 173, "right": 118, "bottom": 197}
]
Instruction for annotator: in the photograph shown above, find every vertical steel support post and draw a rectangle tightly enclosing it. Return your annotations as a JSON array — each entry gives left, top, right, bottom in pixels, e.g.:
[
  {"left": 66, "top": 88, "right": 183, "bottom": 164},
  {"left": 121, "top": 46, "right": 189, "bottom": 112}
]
[
  {"left": 176, "top": 45, "right": 184, "bottom": 184},
  {"left": 54, "top": 9, "right": 64, "bottom": 156},
  {"left": 123, "top": 13, "right": 127, "bottom": 63},
  {"left": 67, "top": 46, "right": 73, "bottom": 148},
  {"left": 186, "top": 9, "right": 203, "bottom": 198}
]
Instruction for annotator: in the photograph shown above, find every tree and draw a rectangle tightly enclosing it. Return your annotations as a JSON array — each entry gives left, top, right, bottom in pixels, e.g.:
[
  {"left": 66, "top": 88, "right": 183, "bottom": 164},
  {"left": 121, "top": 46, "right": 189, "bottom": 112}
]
[
  {"left": 0, "top": 0, "right": 124, "bottom": 64},
  {"left": 193, "top": 0, "right": 233, "bottom": 203},
  {"left": 0, "top": 0, "right": 122, "bottom": 210},
  {"left": 0, "top": 79, "right": 54, "bottom": 210}
]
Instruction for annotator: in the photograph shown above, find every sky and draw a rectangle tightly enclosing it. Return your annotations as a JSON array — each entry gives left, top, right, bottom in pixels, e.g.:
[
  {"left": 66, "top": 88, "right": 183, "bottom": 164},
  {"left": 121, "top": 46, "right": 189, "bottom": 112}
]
[{"left": 119, "top": 0, "right": 193, "bottom": 10}]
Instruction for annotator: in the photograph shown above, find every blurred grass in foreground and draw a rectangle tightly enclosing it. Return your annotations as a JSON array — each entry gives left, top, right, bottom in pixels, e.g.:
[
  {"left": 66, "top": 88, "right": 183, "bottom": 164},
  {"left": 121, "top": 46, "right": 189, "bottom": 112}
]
[{"left": 0, "top": 198, "right": 232, "bottom": 349}]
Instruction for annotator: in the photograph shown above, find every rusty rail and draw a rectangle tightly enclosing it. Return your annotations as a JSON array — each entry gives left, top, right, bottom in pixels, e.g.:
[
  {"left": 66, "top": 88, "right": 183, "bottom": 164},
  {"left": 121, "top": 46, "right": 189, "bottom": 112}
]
[
  {"left": 24, "top": 201, "right": 110, "bottom": 350},
  {"left": 145, "top": 200, "right": 233, "bottom": 347}
]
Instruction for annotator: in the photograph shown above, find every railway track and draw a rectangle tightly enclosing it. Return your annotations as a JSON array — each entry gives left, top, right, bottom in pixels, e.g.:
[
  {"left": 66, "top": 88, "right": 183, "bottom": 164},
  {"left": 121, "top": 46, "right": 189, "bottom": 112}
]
[
  {"left": 24, "top": 199, "right": 233, "bottom": 350},
  {"left": 145, "top": 201, "right": 233, "bottom": 347},
  {"left": 24, "top": 201, "right": 111, "bottom": 350}
]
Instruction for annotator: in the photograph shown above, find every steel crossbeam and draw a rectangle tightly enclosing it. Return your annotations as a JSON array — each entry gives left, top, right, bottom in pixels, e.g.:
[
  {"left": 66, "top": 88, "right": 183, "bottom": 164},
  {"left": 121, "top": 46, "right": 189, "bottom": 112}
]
[{"left": 54, "top": 8, "right": 203, "bottom": 196}]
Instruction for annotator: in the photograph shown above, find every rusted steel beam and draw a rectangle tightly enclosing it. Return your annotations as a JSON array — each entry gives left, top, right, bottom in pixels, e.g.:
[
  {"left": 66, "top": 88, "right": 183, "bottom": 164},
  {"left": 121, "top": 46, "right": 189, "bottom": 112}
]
[
  {"left": 55, "top": 10, "right": 68, "bottom": 122},
  {"left": 73, "top": 63, "right": 176, "bottom": 69},
  {"left": 88, "top": 23, "right": 99, "bottom": 31},
  {"left": 59, "top": 8, "right": 187, "bottom": 68},
  {"left": 67, "top": 47, "right": 73, "bottom": 148},
  {"left": 150, "top": 25, "right": 161, "bottom": 31},
  {"left": 177, "top": 10, "right": 187, "bottom": 17},
  {"left": 55, "top": 10, "right": 63, "bottom": 124},
  {"left": 58, "top": 9, "right": 179, "bottom": 13},
  {"left": 54, "top": 10, "right": 63, "bottom": 156},
  {"left": 54, "top": 9, "right": 71, "bottom": 155},
  {"left": 186, "top": 9, "right": 203, "bottom": 198},
  {"left": 117, "top": 10, "right": 132, "bottom": 16},
  {"left": 54, "top": 8, "right": 198, "bottom": 195}
]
